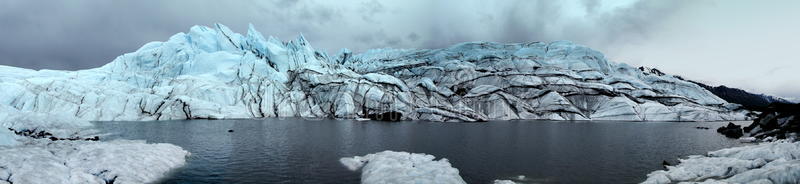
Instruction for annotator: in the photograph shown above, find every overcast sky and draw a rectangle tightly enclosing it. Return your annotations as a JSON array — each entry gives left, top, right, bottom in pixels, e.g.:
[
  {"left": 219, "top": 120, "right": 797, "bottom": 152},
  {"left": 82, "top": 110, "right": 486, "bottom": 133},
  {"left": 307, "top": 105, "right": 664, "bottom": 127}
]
[{"left": 0, "top": 0, "right": 798, "bottom": 100}]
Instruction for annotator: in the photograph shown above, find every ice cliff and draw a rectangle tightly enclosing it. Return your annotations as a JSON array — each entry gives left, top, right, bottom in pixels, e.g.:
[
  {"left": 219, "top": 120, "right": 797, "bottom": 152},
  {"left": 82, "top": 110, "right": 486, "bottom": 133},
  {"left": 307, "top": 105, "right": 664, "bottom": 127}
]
[{"left": 0, "top": 24, "right": 748, "bottom": 122}]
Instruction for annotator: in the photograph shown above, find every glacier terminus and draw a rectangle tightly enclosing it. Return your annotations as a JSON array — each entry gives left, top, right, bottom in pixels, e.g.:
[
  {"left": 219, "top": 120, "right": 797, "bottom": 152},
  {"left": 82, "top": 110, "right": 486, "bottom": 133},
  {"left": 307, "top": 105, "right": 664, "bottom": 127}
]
[{"left": 0, "top": 24, "right": 749, "bottom": 122}]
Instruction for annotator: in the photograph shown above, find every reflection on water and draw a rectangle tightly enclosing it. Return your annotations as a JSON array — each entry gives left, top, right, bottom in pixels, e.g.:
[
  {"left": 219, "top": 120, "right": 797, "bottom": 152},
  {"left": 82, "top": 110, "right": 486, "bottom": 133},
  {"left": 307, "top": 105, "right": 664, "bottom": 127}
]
[{"left": 94, "top": 119, "right": 748, "bottom": 184}]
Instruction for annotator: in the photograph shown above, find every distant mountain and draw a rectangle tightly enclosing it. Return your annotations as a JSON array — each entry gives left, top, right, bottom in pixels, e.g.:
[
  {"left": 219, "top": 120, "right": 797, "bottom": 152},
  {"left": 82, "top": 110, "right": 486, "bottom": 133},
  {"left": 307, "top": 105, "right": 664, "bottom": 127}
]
[{"left": 688, "top": 81, "right": 792, "bottom": 111}]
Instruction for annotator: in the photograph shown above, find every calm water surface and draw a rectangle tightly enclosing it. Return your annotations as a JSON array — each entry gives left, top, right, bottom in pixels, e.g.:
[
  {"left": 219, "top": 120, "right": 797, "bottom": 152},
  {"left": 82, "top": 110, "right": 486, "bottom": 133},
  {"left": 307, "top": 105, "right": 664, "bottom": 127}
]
[{"left": 94, "top": 119, "right": 749, "bottom": 184}]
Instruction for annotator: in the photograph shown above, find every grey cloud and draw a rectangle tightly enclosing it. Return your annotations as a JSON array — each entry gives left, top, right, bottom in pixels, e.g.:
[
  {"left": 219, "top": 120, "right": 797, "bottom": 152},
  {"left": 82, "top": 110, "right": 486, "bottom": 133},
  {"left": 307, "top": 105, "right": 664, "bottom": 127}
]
[
  {"left": 497, "top": 0, "right": 561, "bottom": 43},
  {"left": 1, "top": 0, "right": 686, "bottom": 70},
  {"left": 353, "top": 29, "right": 403, "bottom": 48},
  {"left": 274, "top": 0, "right": 300, "bottom": 8},
  {"left": 770, "top": 83, "right": 800, "bottom": 102},
  {"left": 359, "top": 0, "right": 386, "bottom": 23},
  {"left": 405, "top": 0, "right": 691, "bottom": 51},
  {"left": 591, "top": 0, "right": 692, "bottom": 45},
  {"left": 0, "top": 0, "right": 343, "bottom": 70},
  {"left": 582, "top": 0, "right": 601, "bottom": 14},
  {"left": 407, "top": 33, "right": 420, "bottom": 42}
]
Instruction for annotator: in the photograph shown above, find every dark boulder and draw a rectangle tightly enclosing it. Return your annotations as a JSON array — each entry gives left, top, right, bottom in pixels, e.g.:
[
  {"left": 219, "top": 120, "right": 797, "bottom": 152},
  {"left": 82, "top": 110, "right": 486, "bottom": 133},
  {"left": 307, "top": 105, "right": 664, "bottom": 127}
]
[
  {"left": 717, "top": 122, "right": 744, "bottom": 138},
  {"left": 84, "top": 136, "right": 100, "bottom": 141},
  {"left": 367, "top": 111, "right": 403, "bottom": 122},
  {"left": 743, "top": 103, "right": 800, "bottom": 139},
  {"left": 662, "top": 160, "right": 672, "bottom": 169}
]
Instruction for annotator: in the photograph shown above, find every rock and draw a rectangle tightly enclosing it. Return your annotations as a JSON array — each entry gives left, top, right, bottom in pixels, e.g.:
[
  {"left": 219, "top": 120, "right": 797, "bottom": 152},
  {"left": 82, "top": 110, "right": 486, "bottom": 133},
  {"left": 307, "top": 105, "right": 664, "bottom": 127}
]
[
  {"left": 84, "top": 136, "right": 100, "bottom": 141},
  {"left": 743, "top": 103, "right": 800, "bottom": 139},
  {"left": 695, "top": 126, "right": 709, "bottom": 129},
  {"left": 367, "top": 112, "right": 403, "bottom": 122},
  {"left": 6, "top": 127, "right": 94, "bottom": 141},
  {"left": 717, "top": 122, "right": 744, "bottom": 138}
]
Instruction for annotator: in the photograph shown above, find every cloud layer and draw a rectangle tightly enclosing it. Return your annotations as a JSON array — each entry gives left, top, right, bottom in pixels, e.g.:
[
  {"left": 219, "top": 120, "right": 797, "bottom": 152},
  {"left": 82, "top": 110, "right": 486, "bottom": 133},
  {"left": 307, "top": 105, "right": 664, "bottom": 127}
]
[{"left": 0, "top": 0, "right": 797, "bottom": 99}]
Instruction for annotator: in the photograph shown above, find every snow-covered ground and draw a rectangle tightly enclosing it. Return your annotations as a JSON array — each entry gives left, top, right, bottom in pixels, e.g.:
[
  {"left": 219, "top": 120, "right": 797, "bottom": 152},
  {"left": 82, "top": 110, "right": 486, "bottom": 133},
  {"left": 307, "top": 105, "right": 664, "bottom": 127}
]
[
  {"left": 0, "top": 106, "right": 189, "bottom": 184},
  {"left": 0, "top": 24, "right": 747, "bottom": 122},
  {"left": 0, "top": 140, "right": 188, "bottom": 184},
  {"left": 642, "top": 140, "right": 800, "bottom": 184}
]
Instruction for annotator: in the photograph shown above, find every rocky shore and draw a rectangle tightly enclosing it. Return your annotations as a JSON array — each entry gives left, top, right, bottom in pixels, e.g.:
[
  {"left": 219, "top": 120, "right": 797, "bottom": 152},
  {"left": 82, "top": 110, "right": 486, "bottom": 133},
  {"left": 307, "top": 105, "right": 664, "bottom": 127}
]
[
  {"left": 643, "top": 103, "right": 800, "bottom": 184},
  {"left": 743, "top": 103, "right": 800, "bottom": 140}
]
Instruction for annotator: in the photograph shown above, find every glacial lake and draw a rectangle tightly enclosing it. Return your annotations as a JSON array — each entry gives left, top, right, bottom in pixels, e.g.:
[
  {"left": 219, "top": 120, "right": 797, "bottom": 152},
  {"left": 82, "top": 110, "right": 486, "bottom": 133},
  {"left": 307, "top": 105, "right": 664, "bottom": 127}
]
[{"left": 94, "top": 119, "right": 750, "bottom": 184}]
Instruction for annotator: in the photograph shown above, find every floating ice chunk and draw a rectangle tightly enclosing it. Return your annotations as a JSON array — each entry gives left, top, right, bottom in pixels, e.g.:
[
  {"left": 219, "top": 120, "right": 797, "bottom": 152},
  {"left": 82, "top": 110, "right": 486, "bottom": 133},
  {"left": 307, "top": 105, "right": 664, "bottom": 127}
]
[
  {"left": 491, "top": 175, "right": 527, "bottom": 184},
  {"left": 340, "top": 151, "right": 467, "bottom": 184},
  {"left": 493, "top": 180, "right": 517, "bottom": 184},
  {"left": 739, "top": 137, "right": 758, "bottom": 143}
]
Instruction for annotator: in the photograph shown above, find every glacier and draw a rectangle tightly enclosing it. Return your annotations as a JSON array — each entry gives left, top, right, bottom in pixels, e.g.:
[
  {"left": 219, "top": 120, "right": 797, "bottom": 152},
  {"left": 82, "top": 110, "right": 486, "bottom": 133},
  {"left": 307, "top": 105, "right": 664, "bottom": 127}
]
[
  {"left": 0, "top": 23, "right": 748, "bottom": 122},
  {"left": 0, "top": 23, "right": 754, "bottom": 183}
]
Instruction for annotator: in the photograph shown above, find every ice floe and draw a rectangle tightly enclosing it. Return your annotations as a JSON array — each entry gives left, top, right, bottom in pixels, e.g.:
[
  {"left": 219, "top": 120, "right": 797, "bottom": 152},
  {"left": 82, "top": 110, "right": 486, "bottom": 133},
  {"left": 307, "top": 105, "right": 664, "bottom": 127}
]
[{"left": 341, "top": 151, "right": 467, "bottom": 184}]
